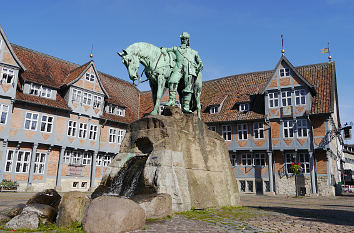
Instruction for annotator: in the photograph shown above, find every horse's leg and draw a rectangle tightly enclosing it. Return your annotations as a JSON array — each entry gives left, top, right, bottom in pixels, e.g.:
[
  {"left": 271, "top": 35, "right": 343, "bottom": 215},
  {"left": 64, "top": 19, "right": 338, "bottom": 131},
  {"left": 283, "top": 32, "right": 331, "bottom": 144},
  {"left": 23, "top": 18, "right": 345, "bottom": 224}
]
[
  {"left": 150, "top": 75, "right": 166, "bottom": 115},
  {"left": 149, "top": 80, "right": 157, "bottom": 106}
]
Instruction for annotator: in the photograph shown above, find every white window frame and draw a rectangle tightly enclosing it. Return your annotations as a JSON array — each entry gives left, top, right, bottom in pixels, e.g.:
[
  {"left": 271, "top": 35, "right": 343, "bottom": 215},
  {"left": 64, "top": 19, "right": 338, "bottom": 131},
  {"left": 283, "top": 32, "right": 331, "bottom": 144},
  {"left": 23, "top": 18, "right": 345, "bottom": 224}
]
[
  {"left": 109, "top": 128, "right": 117, "bottom": 143},
  {"left": 40, "top": 115, "right": 53, "bottom": 133},
  {"left": 96, "top": 154, "right": 103, "bottom": 166},
  {"left": 298, "top": 152, "right": 310, "bottom": 174},
  {"left": 295, "top": 89, "right": 306, "bottom": 106},
  {"left": 0, "top": 104, "right": 9, "bottom": 125},
  {"left": 34, "top": 152, "right": 46, "bottom": 174},
  {"left": 285, "top": 152, "right": 296, "bottom": 174},
  {"left": 279, "top": 68, "right": 290, "bottom": 77},
  {"left": 239, "top": 103, "right": 249, "bottom": 112},
  {"left": 117, "top": 107, "right": 125, "bottom": 117},
  {"left": 72, "top": 89, "right": 82, "bottom": 102},
  {"left": 78, "top": 123, "right": 88, "bottom": 139},
  {"left": 222, "top": 125, "right": 232, "bottom": 141},
  {"left": 230, "top": 152, "right": 237, "bottom": 167},
  {"left": 15, "top": 151, "right": 31, "bottom": 173},
  {"left": 4, "top": 149, "right": 15, "bottom": 172},
  {"left": 254, "top": 122, "right": 264, "bottom": 139},
  {"left": 71, "top": 151, "right": 82, "bottom": 165},
  {"left": 85, "top": 73, "right": 95, "bottom": 82},
  {"left": 103, "top": 155, "right": 112, "bottom": 167},
  {"left": 117, "top": 129, "right": 125, "bottom": 144},
  {"left": 241, "top": 153, "right": 252, "bottom": 166},
  {"left": 89, "top": 125, "right": 98, "bottom": 140},
  {"left": 210, "top": 106, "right": 219, "bottom": 114},
  {"left": 283, "top": 120, "right": 294, "bottom": 138},
  {"left": 268, "top": 92, "right": 279, "bottom": 108},
  {"left": 238, "top": 123, "right": 248, "bottom": 140},
  {"left": 1, "top": 67, "right": 14, "bottom": 84},
  {"left": 281, "top": 91, "right": 292, "bottom": 107},
  {"left": 253, "top": 153, "right": 266, "bottom": 166},
  {"left": 29, "top": 83, "right": 41, "bottom": 96},
  {"left": 67, "top": 120, "right": 77, "bottom": 137},
  {"left": 40, "top": 86, "right": 52, "bottom": 98},
  {"left": 93, "top": 95, "right": 102, "bottom": 108},
  {"left": 82, "top": 152, "right": 92, "bottom": 165},
  {"left": 107, "top": 104, "right": 115, "bottom": 114},
  {"left": 24, "top": 112, "right": 39, "bottom": 131},
  {"left": 63, "top": 150, "right": 71, "bottom": 164},
  {"left": 297, "top": 119, "right": 308, "bottom": 138}
]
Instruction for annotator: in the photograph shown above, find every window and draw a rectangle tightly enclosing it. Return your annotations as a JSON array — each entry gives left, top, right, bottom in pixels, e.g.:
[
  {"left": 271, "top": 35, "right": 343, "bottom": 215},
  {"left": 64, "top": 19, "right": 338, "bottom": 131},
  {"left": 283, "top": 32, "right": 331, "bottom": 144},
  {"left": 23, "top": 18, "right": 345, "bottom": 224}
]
[
  {"left": 63, "top": 151, "right": 71, "bottom": 164},
  {"left": 96, "top": 154, "right": 103, "bottom": 166},
  {"left": 117, "top": 129, "right": 125, "bottom": 144},
  {"left": 78, "top": 123, "right": 88, "bottom": 139},
  {"left": 82, "top": 152, "right": 92, "bottom": 165},
  {"left": 297, "top": 119, "right": 308, "bottom": 138},
  {"left": 254, "top": 123, "right": 264, "bottom": 139},
  {"left": 107, "top": 104, "right": 115, "bottom": 114},
  {"left": 40, "top": 87, "right": 52, "bottom": 98},
  {"left": 283, "top": 120, "right": 294, "bottom": 138},
  {"left": 238, "top": 123, "right": 248, "bottom": 140},
  {"left": 67, "top": 120, "right": 77, "bottom": 137},
  {"left": 1, "top": 67, "right": 14, "bottom": 84},
  {"left": 268, "top": 92, "right": 279, "bottom": 108},
  {"left": 247, "top": 181, "right": 253, "bottom": 192},
  {"left": 281, "top": 91, "right": 292, "bottom": 106},
  {"left": 117, "top": 107, "right": 125, "bottom": 116},
  {"left": 81, "top": 182, "right": 87, "bottom": 188},
  {"left": 5, "top": 150, "right": 15, "bottom": 172},
  {"left": 15, "top": 151, "right": 31, "bottom": 173},
  {"left": 279, "top": 68, "right": 290, "bottom": 77},
  {"left": 40, "top": 115, "right": 53, "bottom": 133},
  {"left": 285, "top": 153, "right": 295, "bottom": 174},
  {"left": 89, "top": 125, "right": 98, "bottom": 140},
  {"left": 254, "top": 153, "right": 266, "bottom": 166},
  {"left": 264, "top": 181, "right": 270, "bottom": 192},
  {"left": 103, "top": 155, "right": 112, "bottom": 167},
  {"left": 73, "top": 182, "right": 79, "bottom": 188},
  {"left": 0, "top": 104, "right": 9, "bottom": 124},
  {"left": 24, "top": 112, "right": 39, "bottom": 131},
  {"left": 34, "top": 152, "right": 46, "bottom": 174},
  {"left": 239, "top": 103, "right": 249, "bottom": 112},
  {"left": 85, "top": 73, "right": 95, "bottom": 82},
  {"left": 208, "top": 126, "right": 217, "bottom": 132},
  {"left": 230, "top": 152, "right": 237, "bottom": 166},
  {"left": 72, "top": 89, "right": 82, "bottom": 102},
  {"left": 93, "top": 96, "right": 102, "bottom": 108},
  {"left": 109, "top": 128, "right": 117, "bottom": 143},
  {"left": 71, "top": 151, "right": 82, "bottom": 165},
  {"left": 241, "top": 153, "right": 252, "bottom": 166},
  {"left": 210, "top": 106, "right": 219, "bottom": 114},
  {"left": 239, "top": 180, "right": 246, "bottom": 192},
  {"left": 222, "top": 125, "right": 232, "bottom": 141},
  {"left": 29, "top": 83, "right": 41, "bottom": 96},
  {"left": 295, "top": 89, "right": 306, "bottom": 105},
  {"left": 298, "top": 153, "right": 310, "bottom": 173}
]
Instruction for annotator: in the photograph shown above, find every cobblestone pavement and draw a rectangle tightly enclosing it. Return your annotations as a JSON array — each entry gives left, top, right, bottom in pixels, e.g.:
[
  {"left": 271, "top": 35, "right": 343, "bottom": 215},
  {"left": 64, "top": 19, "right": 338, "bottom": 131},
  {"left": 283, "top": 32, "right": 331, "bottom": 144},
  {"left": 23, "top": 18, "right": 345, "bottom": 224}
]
[{"left": 1, "top": 192, "right": 354, "bottom": 232}]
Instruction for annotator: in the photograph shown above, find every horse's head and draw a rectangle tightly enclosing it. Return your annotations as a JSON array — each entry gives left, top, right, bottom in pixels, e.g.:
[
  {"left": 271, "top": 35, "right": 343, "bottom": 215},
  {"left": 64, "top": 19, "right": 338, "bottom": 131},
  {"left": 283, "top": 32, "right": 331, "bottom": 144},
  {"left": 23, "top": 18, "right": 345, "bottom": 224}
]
[{"left": 118, "top": 49, "right": 140, "bottom": 84}]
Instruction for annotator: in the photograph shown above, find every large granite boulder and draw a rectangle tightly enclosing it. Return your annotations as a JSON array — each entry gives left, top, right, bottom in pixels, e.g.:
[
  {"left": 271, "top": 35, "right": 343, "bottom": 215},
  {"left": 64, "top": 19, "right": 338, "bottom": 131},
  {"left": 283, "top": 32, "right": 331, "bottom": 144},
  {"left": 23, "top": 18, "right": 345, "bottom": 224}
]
[
  {"left": 82, "top": 196, "right": 145, "bottom": 233},
  {"left": 26, "top": 189, "right": 61, "bottom": 210},
  {"left": 131, "top": 193, "right": 172, "bottom": 219},
  {"left": 56, "top": 191, "right": 90, "bottom": 227},
  {"left": 2, "top": 203, "right": 26, "bottom": 218},
  {"left": 22, "top": 203, "right": 57, "bottom": 225},
  {"left": 5, "top": 212, "right": 39, "bottom": 230},
  {"left": 93, "top": 106, "right": 240, "bottom": 212}
]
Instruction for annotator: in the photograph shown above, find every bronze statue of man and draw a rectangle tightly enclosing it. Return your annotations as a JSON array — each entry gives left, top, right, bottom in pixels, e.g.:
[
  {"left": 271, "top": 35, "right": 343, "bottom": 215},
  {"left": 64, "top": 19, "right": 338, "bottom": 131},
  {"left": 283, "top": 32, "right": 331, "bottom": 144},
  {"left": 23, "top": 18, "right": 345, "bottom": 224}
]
[{"left": 163, "top": 32, "right": 203, "bottom": 113}]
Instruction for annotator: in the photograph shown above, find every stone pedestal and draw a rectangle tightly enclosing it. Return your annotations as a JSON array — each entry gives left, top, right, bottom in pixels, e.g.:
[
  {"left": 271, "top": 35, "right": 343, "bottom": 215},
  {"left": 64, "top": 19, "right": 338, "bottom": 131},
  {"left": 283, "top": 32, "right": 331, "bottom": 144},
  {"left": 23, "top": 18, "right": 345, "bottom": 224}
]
[{"left": 93, "top": 106, "right": 240, "bottom": 212}]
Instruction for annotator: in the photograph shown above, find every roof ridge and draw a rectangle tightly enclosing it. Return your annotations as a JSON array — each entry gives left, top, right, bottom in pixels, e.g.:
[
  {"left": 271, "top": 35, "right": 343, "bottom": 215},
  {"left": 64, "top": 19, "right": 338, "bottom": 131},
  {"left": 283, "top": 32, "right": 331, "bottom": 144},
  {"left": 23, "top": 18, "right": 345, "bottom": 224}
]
[
  {"left": 98, "top": 71, "right": 140, "bottom": 92},
  {"left": 11, "top": 43, "right": 80, "bottom": 67}
]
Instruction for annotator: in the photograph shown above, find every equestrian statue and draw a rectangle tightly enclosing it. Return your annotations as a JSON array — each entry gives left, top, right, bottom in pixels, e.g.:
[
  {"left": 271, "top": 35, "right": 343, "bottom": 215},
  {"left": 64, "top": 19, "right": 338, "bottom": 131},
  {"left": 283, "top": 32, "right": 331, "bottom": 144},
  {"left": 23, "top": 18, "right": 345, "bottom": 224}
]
[{"left": 118, "top": 32, "right": 203, "bottom": 118}]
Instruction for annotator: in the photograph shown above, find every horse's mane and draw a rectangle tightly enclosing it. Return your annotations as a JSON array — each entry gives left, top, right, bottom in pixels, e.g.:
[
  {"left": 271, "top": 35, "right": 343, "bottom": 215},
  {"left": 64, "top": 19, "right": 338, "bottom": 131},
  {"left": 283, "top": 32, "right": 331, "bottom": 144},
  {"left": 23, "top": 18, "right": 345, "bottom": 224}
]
[{"left": 126, "top": 42, "right": 160, "bottom": 57}]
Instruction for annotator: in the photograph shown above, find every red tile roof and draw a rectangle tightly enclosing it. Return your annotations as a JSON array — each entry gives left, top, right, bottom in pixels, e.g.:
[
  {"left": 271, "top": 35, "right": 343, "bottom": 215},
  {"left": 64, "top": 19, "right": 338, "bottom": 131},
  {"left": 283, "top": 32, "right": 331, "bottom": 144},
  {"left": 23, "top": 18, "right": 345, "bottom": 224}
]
[{"left": 63, "top": 61, "right": 91, "bottom": 85}]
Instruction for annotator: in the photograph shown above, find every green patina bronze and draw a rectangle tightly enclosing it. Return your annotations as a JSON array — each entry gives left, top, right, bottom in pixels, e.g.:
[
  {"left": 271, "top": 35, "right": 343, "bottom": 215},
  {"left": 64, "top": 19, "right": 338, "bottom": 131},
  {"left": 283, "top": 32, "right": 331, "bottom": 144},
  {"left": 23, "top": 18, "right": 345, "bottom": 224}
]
[{"left": 118, "top": 32, "right": 203, "bottom": 118}]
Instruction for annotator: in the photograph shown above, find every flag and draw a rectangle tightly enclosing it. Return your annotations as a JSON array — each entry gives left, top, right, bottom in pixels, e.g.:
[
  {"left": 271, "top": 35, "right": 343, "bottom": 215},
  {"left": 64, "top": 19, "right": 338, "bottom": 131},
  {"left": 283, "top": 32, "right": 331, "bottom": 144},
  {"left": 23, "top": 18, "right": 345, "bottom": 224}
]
[{"left": 321, "top": 48, "right": 329, "bottom": 54}]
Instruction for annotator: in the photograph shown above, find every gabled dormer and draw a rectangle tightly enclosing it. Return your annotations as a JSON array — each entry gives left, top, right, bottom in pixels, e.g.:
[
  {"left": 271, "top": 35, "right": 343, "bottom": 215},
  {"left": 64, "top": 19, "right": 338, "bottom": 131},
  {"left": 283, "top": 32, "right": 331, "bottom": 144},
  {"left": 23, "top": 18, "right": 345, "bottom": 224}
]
[
  {"left": 262, "top": 55, "right": 315, "bottom": 119},
  {"left": 0, "top": 25, "right": 26, "bottom": 99},
  {"left": 205, "top": 95, "right": 228, "bottom": 114},
  {"left": 62, "top": 60, "right": 109, "bottom": 117}
]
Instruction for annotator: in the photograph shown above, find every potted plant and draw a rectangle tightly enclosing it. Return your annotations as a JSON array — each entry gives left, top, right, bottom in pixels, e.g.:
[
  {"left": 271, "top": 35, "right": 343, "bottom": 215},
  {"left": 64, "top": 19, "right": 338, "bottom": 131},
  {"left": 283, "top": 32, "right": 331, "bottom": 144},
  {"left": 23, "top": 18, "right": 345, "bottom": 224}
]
[
  {"left": 290, "top": 162, "right": 303, "bottom": 196},
  {"left": 0, "top": 179, "right": 19, "bottom": 191}
]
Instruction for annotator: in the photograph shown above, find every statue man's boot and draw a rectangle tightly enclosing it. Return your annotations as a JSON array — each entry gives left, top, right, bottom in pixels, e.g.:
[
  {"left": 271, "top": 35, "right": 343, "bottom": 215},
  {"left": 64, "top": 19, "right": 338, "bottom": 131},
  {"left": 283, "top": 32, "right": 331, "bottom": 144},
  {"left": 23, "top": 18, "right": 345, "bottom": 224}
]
[
  {"left": 183, "top": 93, "right": 192, "bottom": 113},
  {"left": 165, "top": 84, "right": 177, "bottom": 106}
]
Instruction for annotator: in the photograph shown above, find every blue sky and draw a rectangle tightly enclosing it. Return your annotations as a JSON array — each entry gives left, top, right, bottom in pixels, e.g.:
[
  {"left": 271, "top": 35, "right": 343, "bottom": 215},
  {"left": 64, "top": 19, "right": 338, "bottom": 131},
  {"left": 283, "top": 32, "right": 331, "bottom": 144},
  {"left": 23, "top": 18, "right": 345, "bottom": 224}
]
[{"left": 1, "top": 0, "right": 354, "bottom": 142}]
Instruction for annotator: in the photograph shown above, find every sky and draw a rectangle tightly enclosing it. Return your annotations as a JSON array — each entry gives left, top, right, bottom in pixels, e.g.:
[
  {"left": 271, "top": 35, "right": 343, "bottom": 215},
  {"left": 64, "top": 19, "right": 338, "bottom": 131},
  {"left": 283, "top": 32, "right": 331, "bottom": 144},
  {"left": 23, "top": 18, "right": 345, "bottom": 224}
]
[{"left": 1, "top": 0, "right": 354, "bottom": 143}]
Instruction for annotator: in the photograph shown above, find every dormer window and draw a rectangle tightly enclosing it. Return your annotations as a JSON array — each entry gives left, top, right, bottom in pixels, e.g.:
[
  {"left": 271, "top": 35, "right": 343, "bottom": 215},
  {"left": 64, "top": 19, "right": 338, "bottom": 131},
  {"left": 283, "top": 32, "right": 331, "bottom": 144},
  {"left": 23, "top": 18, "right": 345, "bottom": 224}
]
[
  {"left": 29, "top": 83, "right": 52, "bottom": 99},
  {"left": 210, "top": 106, "right": 219, "bottom": 114},
  {"left": 1, "top": 67, "right": 14, "bottom": 84},
  {"left": 85, "top": 73, "right": 95, "bottom": 82},
  {"left": 279, "top": 68, "right": 290, "bottom": 77},
  {"left": 239, "top": 103, "right": 249, "bottom": 112},
  {"left": 106, "top": 104, "right": 125, "bottom": 117}
]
